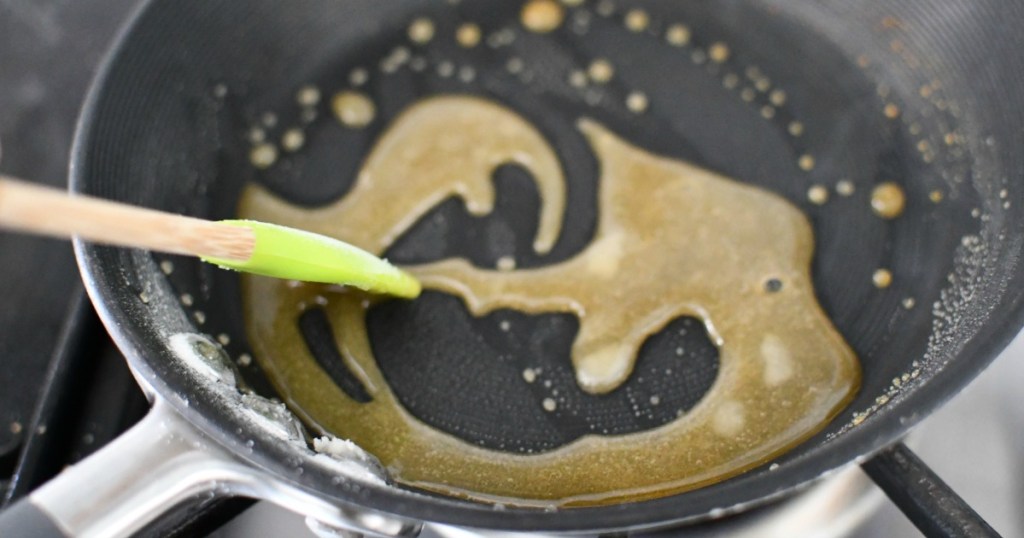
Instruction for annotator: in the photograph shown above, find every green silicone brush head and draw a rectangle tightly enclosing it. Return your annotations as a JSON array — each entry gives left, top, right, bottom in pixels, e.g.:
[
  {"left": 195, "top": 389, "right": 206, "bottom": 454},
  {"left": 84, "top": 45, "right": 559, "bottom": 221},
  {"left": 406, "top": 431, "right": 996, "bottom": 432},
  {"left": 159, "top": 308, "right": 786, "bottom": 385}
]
[{"left": 201, "top": 220, "right": 421, "bottom": 299}]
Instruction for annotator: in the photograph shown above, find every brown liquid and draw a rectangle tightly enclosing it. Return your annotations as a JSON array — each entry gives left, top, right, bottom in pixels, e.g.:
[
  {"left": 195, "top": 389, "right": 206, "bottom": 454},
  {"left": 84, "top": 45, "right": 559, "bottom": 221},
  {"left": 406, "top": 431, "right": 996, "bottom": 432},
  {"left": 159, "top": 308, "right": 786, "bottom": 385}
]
[{"left": 239, "top": 95, "right": 860, "bottom": 506}]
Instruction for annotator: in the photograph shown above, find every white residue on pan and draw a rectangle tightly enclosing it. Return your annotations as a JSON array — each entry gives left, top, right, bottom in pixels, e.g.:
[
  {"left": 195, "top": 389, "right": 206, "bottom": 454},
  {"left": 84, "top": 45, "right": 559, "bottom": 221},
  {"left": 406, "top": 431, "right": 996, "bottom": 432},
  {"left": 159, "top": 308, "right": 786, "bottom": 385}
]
[
  {"left": 312, "top": 436, "right": 388, "bottom": 485},
  {"left": 831, "top": 227, "right": 1009, "bottom": 437}
]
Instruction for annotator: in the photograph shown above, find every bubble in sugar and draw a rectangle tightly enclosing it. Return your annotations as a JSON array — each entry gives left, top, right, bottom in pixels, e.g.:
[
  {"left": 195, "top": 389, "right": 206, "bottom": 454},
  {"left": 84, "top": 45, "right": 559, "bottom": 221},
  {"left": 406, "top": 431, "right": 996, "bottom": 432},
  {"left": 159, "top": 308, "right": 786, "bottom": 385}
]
[
  {"left": 349, "top": 68, "right": 369, "bottom": 87},
  {"left": 883, "top": 103, "right": 900, "bottom": 119},
  {"left": 281, "top": 128, "right": 305, "bottom": 152},
  {"left": 456, "top": 23, "right": 482, "bottom": 48},
  {"left": 506, "top": 57, "right": 525, "bottom": 74},
  {"left": 587, "top": 59, "right": 614, "bottom": 83},
  {"left": 496, "top": 256, "right": 517, "bottom": 271},
  {"left": 250, "top": 143, "right": 278, "bottom": 169},
  {"left": 626, "top": 92, "right": 649, "bottom": 113},
  {"left": 769, "top": 89, "right": 787, "bottom": 106},
  {"left": 248, "top": 127, "right": 266, "bottom": 144},
  {"left": 836, "top": 180, "right": 855, "bottom": 196},
  {"left": 217, "top": 333, "right": 231, "bottom": 346},
  {"left": 871, "top": 182, "right": 906, "bottom": 219},
  {"left": 708, "top": 42, "right": 730, "bottom": 63},
  {"left": 740, "top": 88, "right": 755, "bottom": 102},
  {"left": 261, "top": 112, "right": 278, "bottom": 128},
  {"left": 332, "top": 91, "right": 376, "bottom": 128},
  {"left": 798, "top": 155, "right": 815, "bottom": 171},
  {"left": 568, "top": 70, "right": 587, "bottom": 88},
  {"left": 665, "top": 24, "right": 691, "bottom": 46},
  {"left": 722, "top": 74, "right": 739, "bottom": 89},
  {"left": 160, "top": 260, "right": 174, "bottom": 275},
  {"left": 624, "top": 9, "right": 649, "bottom": 32},
  {"left": 788, "top": 121, "right": 804, "bottom": 137},
  {"left": 807, "top": 185, "right": 829, "bottom": 205},
  {"left": 521, "top": 0, "right": 565, "bottom": 33},
  {"left": 296, "top": 85, "right": 321, "bottom": 107},
  {"left": 180, "top": 293, "right": 194, "bottom": 306},
  {"left": 929, "top": 190, "right": 944, "bottom": 203},
  {"left": 872, "top": 268, "right": 893, "bottom": 288},
  {"left": 408, "top": 18, "right": 436, "bottom": 44},
  {"left": 760, "top": 106, "right": 775, "bottom": 119},
  {"left": 542, "top": 398, "right": 557, "bottom": 412},
  {"left": 458, "top": 66, "right": 476, "bottom": 83}
]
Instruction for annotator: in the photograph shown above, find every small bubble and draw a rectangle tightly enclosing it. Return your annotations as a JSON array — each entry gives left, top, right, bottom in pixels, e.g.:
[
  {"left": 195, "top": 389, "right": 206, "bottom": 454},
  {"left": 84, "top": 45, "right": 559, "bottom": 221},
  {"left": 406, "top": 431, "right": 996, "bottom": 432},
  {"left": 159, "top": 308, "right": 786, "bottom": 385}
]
[
  {"left": 296, "top": 85, "right": 321, "bottom": 107},
  {"left": 496, "top": 256, "right": 517, "bottom": 271},
  {"left": 10, "top": 421, "right": 22, "bottom": 434},
  {"left": 788, "top": 121, "right": 804, "bottom": 137},
  {"left": 675, "top": 347, "right": 684, "bottom": 356},
  {"left": 568, "top": 70, "right": 588, "bottom": 88},
  {"left": 740, "top": 88, "right": 756, "bottom": 102},
  {"left": 238, "top": 353, "right": 253, "bottom": 367},
  {"left": 349, "top": 68, "right": 369, "bottom": 86},
  {"left": 408, "top": 18, "right": 436, "bottom": 44},
  {"left": 626, "top": 92, "right": 649, "bottom": 113},
  {"left": 331, "top": 91, "right": 376, "bottom": 128},
  {"left": 542, "top": 397, "right": 557, "bottom": 411},
  {"left": 249, "top": 143, "right": 278, "bottom": 169},
  {"left": 160, "top": 260, "right": 174, "bottom": 275},
  {"left": 500, "top": 320, "right": 512, "bottom": 332},
  {"left": 456, "top": 23, "right": 482, "bottom": 48},
  {"left": 212, "top": 83, "right": 228, "bottom": 98},
  {"left": 649, "top": 395, "right": 661, "bottom": 405},
  {"left": 180, "top": 293, "right": 194, "bottom": 306},
  {"left": 194, "top": 311, "right": 207, "bottom": 325},
  {"left": 708, "top": 42, "right": 730, "bottom": 63},
  {"left": 521, "top": 0, "right": 565, "bottom": 33},
  {"left": 872, "top": 268, "right": 893, "bottom": 289},
  {"left": 624, "top": 9, "right": 649, "bottom": 32},
  {"left": 760, "top": 105, "right": 776, "bottom": 119},
  {"left": 523, "top": 368, "right": 537, "bottom": 383},
  {"left": 769, "top": 89, "right": 787, "bottom": 106},
  {"left": 798, "top": 154, "right": 815, "bottom": 171},
  {"left": 871, "top": 182, "right": 906, "bottom": 219},
  {"left": 217, "top": 333, "right": 231, "bottom": 346},
  {"left": 665, "top": 24, "right": 691, "bottom": 46},
  {"left": 248, "top": 127, "right": 266, "bottom": 144},
  {"left": 722, "top": 73, "right": 739, "bottom": 89},
  {"left": 261, "top": 112, "right": 278, "bottom": 128},
  {"left": 836, "top": 180, "right": 855, "bottom": 196},
  {"left": 437, "top": 61, "right": 455, "bottom": 78},
  {"left": 506, "top": 57, "right": 525, "bottom": 74},
  {"left": 458, "top": 65, "right": 476, "bottom": 83},
  {"left": 587, "top": 59, "right": 614, "bottom": 83},
  {"left": 281, "top": 128, "right": 305, "bottom": 152},
  {"left": 883, "top": 103, "right": 900, "bottom": 119},
  {"left": 807, "top": 184, "right": 829, "bottom": 205},
  {"left": 929, "top": 190, "right": 944, "bottom": 203}
]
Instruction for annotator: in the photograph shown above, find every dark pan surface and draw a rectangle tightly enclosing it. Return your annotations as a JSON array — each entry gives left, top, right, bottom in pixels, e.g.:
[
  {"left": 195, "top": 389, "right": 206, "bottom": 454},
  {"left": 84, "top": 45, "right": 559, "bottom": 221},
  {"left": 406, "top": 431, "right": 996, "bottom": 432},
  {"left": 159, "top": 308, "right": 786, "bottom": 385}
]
[{"left": 73, "top": 0, "right": 1024, "bottom": 531}]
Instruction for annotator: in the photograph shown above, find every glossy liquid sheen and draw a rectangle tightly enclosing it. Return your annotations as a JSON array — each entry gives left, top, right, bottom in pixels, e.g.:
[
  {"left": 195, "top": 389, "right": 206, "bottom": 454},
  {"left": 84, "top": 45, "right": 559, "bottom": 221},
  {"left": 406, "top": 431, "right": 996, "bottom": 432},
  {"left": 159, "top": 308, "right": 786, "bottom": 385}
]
[{"left": 239, "top": 96, "right": 860, "bottom": 506}]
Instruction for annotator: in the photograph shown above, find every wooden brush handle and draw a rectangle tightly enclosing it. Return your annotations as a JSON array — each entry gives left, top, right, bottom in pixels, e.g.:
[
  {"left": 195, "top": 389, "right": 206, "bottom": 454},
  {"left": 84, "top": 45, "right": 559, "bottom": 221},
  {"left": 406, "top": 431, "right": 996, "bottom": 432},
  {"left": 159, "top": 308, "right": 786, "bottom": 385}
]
[{"left": 0, "top": 177, "right": 255, "bottom": 261}]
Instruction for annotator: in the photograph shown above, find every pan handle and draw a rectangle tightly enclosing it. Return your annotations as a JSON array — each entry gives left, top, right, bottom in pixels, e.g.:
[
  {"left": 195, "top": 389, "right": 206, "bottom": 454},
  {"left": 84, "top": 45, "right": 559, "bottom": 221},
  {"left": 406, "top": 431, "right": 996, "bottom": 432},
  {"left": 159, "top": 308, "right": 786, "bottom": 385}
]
[
  {"left": 861, "top": 442, "right": 1001, "bottom": 538},
  {"left": 0, "top": 400, "right": 420, "bottom": 538}
]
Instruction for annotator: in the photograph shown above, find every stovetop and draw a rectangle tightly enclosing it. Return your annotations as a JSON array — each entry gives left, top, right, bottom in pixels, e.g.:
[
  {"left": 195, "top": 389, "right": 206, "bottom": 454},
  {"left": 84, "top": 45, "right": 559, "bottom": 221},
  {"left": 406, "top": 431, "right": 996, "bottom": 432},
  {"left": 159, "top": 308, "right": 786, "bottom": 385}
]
[{"left": 2, "top": 1, "right": 1021, "bottom": 536}]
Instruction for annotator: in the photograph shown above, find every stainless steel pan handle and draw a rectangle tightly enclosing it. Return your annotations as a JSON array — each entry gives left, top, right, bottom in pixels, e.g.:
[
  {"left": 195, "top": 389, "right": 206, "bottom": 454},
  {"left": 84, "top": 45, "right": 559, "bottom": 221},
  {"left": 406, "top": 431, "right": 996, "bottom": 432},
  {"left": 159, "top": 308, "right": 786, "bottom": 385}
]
[{"left": 0, "top": 401, "right": 420, "bottom": 538}]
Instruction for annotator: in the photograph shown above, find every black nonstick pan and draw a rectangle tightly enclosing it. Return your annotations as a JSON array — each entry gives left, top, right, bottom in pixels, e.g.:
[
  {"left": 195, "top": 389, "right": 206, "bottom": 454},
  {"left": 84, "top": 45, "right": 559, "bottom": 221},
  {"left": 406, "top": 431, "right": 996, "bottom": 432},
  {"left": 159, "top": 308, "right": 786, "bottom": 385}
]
[{"left": 3, "top": 0, "right": 1024, "bottom": 536}]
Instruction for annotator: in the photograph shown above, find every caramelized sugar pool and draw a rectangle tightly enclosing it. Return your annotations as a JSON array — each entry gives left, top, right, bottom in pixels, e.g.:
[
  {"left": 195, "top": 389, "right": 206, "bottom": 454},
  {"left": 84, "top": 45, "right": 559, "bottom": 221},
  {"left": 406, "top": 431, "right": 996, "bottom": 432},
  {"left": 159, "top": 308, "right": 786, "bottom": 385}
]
[{"left": 240, "top": 96, "right": 860, "bottom": 506}]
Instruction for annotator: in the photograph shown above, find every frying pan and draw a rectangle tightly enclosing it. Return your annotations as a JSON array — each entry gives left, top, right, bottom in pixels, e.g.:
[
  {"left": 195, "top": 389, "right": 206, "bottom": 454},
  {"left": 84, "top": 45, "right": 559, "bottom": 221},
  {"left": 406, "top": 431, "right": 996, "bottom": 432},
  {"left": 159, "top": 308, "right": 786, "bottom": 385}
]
[{"left": 2, "top": 0, "right": 1023, "bottom": 535}]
